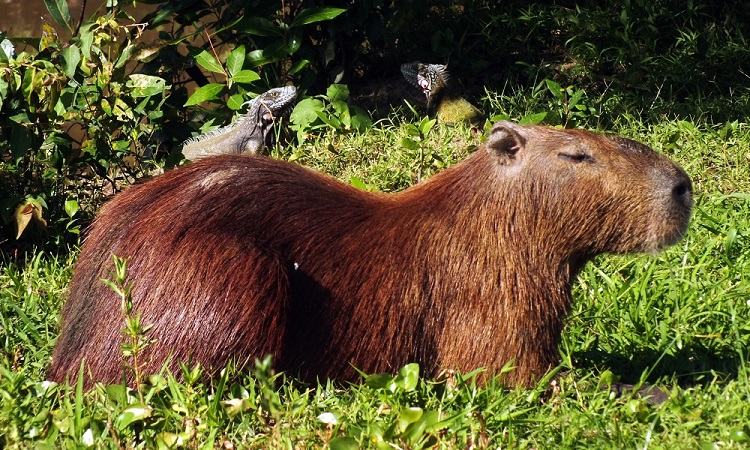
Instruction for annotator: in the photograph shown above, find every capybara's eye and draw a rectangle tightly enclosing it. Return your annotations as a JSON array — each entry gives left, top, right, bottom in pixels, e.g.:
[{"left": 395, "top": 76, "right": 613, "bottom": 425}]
[{"left": 558, "top": 151, "right": 593, "bottom": 163}]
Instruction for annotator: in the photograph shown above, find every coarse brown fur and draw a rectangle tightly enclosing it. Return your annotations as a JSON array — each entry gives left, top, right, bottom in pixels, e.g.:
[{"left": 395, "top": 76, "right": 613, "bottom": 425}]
[{"left": 47, "top": 121, "right": 693, "bottom": 388}]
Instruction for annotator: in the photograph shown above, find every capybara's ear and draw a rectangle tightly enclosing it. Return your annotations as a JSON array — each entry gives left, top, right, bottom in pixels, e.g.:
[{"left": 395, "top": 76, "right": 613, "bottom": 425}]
[{"left": 486, "top": 121, "right": 526, "bottom": 165}]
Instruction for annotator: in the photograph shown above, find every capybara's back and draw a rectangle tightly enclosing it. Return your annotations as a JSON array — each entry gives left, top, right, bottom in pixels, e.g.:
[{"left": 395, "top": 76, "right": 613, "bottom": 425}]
[{"left": 48, "top": 121, "right": 692, "bottom": 388}]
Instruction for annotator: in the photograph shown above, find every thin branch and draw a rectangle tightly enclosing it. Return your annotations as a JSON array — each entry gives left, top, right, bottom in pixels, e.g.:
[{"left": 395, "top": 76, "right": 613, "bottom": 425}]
[{"left": 72, "top": 0, "right": 88, "bottom": 38}]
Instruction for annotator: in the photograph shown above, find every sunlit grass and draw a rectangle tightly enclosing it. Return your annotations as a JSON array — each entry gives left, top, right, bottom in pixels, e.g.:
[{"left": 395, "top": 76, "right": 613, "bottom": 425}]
[{"left": 2, "top": 110, "right": 749, "bottom": 448}]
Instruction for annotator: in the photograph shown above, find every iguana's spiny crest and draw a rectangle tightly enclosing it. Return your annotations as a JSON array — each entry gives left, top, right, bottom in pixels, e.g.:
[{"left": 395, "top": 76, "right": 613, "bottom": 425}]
[{"left": 182, "top": 86, "right": 297, "bottom": 161}]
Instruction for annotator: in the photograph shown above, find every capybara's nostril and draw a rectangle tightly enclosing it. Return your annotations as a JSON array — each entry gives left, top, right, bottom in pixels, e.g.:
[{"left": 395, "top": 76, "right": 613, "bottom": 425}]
[{"left": 672, "top": 179, "right": 692, "bottom": 200}]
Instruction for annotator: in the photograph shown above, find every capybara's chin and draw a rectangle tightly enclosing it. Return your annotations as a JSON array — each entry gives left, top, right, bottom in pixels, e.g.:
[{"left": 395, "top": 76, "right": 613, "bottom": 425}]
[{"left": 48, "top": 121, "right": 692, "bottom": 389}]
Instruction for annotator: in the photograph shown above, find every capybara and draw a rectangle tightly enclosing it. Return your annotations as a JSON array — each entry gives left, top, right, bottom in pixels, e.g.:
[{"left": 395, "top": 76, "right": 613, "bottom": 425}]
[{"left": 48, "top": 121, "right": 693, "bottom": 388}]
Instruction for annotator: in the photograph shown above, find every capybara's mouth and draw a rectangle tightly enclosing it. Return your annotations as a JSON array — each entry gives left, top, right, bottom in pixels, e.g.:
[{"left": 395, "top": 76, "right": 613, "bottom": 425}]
[
  {"left": 646, "top": 198, "right": 693, "bottom": 253},
  {"left": 655, "top": 164, "right": 693, "bottom": 252}
]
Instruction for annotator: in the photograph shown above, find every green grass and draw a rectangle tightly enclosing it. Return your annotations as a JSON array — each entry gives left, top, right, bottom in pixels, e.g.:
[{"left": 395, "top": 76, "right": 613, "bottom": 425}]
[{"left": 2, "top": 108, "right": 750, "bottom": 448}]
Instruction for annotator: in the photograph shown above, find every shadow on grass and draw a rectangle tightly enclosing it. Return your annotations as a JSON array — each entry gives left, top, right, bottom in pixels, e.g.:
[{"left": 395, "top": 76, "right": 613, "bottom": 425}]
[{"left": 572, "top": 342, "right": 746, "bottom": 387}]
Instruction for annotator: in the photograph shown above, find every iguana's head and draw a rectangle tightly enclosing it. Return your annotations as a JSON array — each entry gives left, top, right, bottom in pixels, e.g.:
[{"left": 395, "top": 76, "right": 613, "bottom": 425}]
[
  {"left": 242, "top": 86, "right": 298, "bottom": 149},
  {"left": 400, "top": 62, "right": 449, "bottom": 102}
]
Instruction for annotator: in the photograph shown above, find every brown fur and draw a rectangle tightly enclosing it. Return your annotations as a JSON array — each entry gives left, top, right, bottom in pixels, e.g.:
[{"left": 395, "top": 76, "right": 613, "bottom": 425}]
[{"left": 47, "top": 121, "right": 693, "bottom": 388}]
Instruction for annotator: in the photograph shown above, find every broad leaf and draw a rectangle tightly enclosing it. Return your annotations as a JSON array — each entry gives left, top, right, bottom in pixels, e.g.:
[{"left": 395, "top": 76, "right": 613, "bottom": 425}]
[
  {"left": 14, "top": 199, "right": 46, "bottom": 239},
  {"left": 10, "top": 125, "right": 31, "bottom": 163},
  {"left": 401, "top": 137, "right": 418, "bottom": 151},
  {"left": 195, "top": 50, "right": 224, "bottom": 74},
  {"left": 330, "top": 99, "right": 348, "bottom": 116},
  {"left": 350, "top": 177, "right": 367, "bottom": 190},
  {"left": 349, "top": 107, "right": 373, "bottom": 131},
  {"left": 290, "top": 98, "right": 325, "bottom": 127},
  {"left": 126, "top": 74, "right": 167, "bottom": 98},
  {"left": 60, "top": 44, "right": 80, "bottom": 79},
  {"left": 545, "top": 79, "right": 564, "bottom": 99},
  {"left": 226, "top": 45, "right": 246, "bottom": 77},
  {"left": 288, "top": 59, "right": 310, "bottom": 75},
  {"left": 227, "top": 93, "right": 246, "bottom": 110},
  {"left": 328, "top": 437, "right": 358, "bottom": 450},
  {"left": 116, "top": 404, "right": 153, "bottom": 430},
  {"left": 246, "top": 49, "right": 282, "bottom": 68},
  {"left": 230, "top": 70, "right": 260, "bottom": 84},
  {"left": 184, "top": 83, "right": 224, "bottom": 106},
  {"left": 0, "top": 37, "right": 13, "bottom": 61},
  {"left": 64, "top": 199, "right": 79, "bottom": 218},
  {"left": 326, "top": 83, "right": 349, "bottom": 101},
  {"left": 43, "top": 0, "right": 72, "bottom": 32},
  {"left": 398, "top": 407, "right": 423, "bottom": 431},
  {"left": 290, "top": 7, "right": 346, "bottom": 28},
  {"left": 235, "top": 17, "right": 283, "bottom": 36},
  {"left": 78, "top": 23, "right": 94, "bottom": 59},
  {"left": 518, "top": 112, "right": 547, "bottom": 125},
  {"left": 394, "top": 363, "right": 419, "bottom": 391}
]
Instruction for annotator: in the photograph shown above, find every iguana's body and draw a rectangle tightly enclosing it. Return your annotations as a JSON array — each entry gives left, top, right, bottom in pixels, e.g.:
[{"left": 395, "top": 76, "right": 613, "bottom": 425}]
[
  {"left": 182, "top": 86, "right": 297, "bottom": 161},
  {"left": 400, "top": 63, "right": 484, "bottom": 126}
]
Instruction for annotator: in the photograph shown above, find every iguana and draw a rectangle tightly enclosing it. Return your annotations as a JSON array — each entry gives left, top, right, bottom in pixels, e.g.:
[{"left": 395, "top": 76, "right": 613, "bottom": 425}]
[
  {"left": 181, "top": 86, "right": 298, "bottom": 161},
  {"left": 400, "top": 63, "right": 484, "bottom": 126}
]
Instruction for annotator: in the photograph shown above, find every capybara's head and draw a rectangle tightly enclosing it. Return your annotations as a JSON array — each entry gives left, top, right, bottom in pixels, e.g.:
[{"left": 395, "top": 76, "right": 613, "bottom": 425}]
[{"left": 483, "top": 121, "right": 692, "bottom": 263}]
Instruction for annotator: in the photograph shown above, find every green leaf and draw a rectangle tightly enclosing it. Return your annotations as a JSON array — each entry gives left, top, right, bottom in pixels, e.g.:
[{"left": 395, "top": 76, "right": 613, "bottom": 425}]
[
  {"left": 418, "top": 117, "right": 437, "bottom": 135},
  {"left": 290, "top": 7, "right": 346, "bottom": 28},
  {"left": 230, "top": 70, "right": 260, "bottom": 85},
  {"left": 288, "top": 59, "right": 310, "bottom": 75},
  {"left": 398, "top": 407, "right": 423, "bottom": 431},
  {"left": 14, "top": 199, "right": 46, "bottom": 239},
  {"left": 330, "top": 99, "right": 349, "bottom": 116},
  {"left": 365, "top": 373, "right": 394, "bottom": 390},
  {"left": 290, "top": 98, "right": 325, "bottom": 127},
  {"left": 235, "top": 17, "right": 283, "bottom": 36},
  {"left": 339, "top": 108, "right": 351, "bottom": 128},
  {"left": 723, "top": 193, "right": 750, "bottom": 201},
  {"left": 10, "top": 125, "right": 32, "bottom": 163},
  {"left": 43, "top": 0, "right": 72, "bottom": 32},
  {"left": 405, "top": 124, "right": 421, "bottom": 137},
  {"left": 403, "top": 410, "right": 440, "bottom": 443},
  {"left": 116, "top": 404, "right": 153, "bottom": 430},
  {"left": 326, "top": 83, "right": 349, "bottom": 101},
  {"left": 226, "top": 45, "right": 245, "bottom": 77},
  {"left": 64, "top": 200, "right": 78, "bottom": 218},
  {"left": 315, "top": 110, "right": 341, "bottom": 128},
  {"left": 545, "top": 79, "right": 563, "bottom": 99},
  {"left": 568, "top": 89, "right": 583, "bottom": 108},
  {"left": 350, "top": 177, "right": 367, "bottom": 190},
  {"left": 227, "top": 93, "right": 246, "bottom": 110},
  {"left": 78, "top": 23, "right": 94, "bottom": 59},
  {"left": 730, "top": 429, "right": 749, "bottom": 443},
  {"left": 246, "top": 49, "right": 282, "bottom": 69},
  {"left": 286, "top": 33, "right": 302, "bottom": 54},
  {"left": 195, "top": 50, "right": 224, "bottom": 74},
  {"left": 0, "top": 37, "right": 13, "bottom": 61},
  {"left": 126, "top": 74, "right": 167, "bottom": 98},
  {"left": 349, "top": 105, "right": 372, "bottom": 131},
  {"left": 184, "top": 83, "right": 224, "bottom": 106},
  {"left": 518, "top": 112, "right": 547, "bottom": 125},
  {"left": 60, "top": 44, "right": 80, "bottom": 79},
  {"left": 105, "top": 384, "right": 127, "bottom": 404},
  {"left": 401, "top": 137, "right": 418, "bottom": 151},
  {"left": 394, "top": 363, "right": 419, "bottom": 391},
  {"left": 328, "top": 437, "right": 358, "bottom": 450}
]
